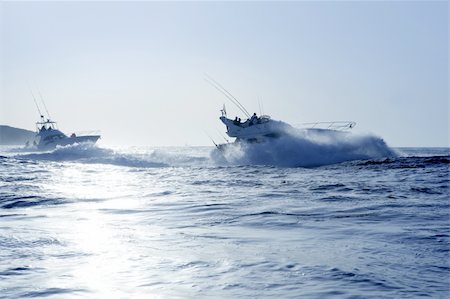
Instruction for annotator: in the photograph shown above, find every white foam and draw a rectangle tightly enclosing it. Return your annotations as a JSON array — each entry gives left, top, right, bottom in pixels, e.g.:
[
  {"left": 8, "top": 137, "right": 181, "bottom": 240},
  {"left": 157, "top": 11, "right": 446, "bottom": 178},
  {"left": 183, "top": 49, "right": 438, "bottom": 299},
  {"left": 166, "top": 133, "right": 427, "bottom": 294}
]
[
  {"left": 12, "top": 128, "right": 396, "bottom": 168},
  {"left": 212, "top": 126, "right": 397, "bottom": 167}
]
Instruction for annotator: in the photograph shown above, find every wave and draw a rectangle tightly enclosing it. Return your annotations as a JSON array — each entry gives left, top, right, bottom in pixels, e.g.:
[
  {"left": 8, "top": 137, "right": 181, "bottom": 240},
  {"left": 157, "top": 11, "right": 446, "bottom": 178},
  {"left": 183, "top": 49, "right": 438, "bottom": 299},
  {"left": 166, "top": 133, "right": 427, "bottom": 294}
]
[
  {"left": 211, "top": 126, "right": 398, "bottom": 167},
  {"left": 15, "top": 143, "right": 168, "bottom": 168},
  {"left": 12, "top": 144, "right": 214, "bottom": 168},
  {"left": 8, "top": 134, "right": 442, "bottom": 169},
  {"left": 148, "top": 147, "right": 211, "bottom": 167},
  {"left": 358, "top": 155, "right": 450, "bottom": 168},
  {"left": 0, "top": 193, "right": 65, "bottom": 209}
]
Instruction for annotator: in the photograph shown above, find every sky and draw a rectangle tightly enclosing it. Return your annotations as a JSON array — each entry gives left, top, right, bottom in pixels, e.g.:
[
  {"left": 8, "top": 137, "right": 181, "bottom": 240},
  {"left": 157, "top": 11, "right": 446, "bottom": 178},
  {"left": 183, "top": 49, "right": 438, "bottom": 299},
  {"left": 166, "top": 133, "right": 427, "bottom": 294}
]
[{"left": 0, "top": 1, "right": 448, "bottom": 147}]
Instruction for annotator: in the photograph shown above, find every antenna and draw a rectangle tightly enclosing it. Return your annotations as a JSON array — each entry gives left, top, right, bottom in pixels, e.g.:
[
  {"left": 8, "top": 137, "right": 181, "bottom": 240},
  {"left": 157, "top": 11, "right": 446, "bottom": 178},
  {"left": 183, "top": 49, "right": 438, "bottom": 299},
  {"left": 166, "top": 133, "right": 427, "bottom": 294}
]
[
  {"left": 258, "top": 96, "right": 262, "bottom": 116},
  {"left": 204, "top": 74, "right": 251, "bottom": 118},
  {"left": 30, "top": 89, "right": 44, "bottom": 120},
  {"left": 37, "top": 88, "right": 51, "bottom": 120}
]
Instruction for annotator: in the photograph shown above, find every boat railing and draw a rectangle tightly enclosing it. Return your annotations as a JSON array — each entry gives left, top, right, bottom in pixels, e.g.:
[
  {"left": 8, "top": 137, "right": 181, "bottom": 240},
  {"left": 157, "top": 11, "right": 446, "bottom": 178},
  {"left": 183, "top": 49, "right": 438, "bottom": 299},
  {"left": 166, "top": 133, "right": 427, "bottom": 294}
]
[
  {"left": 259, "top": 115, "right": 271, "bottom": 122},
  {"left": 297, "top": 121, "right": 356, "bottom": 131},
  {"left": 71, "top": 130, "right": 101, "bottom": 136}
]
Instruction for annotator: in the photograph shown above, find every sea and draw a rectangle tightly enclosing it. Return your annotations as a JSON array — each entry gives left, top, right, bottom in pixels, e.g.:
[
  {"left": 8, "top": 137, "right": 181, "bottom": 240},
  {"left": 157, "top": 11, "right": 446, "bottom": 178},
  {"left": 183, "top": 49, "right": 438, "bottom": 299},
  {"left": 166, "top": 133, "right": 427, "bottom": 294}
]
[{"left": 0, "top": 133, "right": 449, "bottom": 298}]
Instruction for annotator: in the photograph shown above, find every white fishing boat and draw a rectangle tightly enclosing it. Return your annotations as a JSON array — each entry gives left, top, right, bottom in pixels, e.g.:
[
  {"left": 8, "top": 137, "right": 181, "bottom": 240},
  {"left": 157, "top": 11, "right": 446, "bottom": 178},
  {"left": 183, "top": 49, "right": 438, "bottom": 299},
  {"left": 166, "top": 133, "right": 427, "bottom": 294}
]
[
  {"left": 217, "top": 107, "right": 355, "bottom": 150},
  {"left": 27, "top": 116, "right": 100, "bottom": 150},
  {"left": 205, "top": 76, "right": 355, "bottom": 151}
]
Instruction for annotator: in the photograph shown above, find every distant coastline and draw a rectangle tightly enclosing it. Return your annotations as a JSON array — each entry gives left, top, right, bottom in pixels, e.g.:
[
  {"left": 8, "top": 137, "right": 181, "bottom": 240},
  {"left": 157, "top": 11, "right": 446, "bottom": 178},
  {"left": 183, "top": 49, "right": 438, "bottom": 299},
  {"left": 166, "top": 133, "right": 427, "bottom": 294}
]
[{"left": 0, "top": 125, "right": 35, "bottom": 145}]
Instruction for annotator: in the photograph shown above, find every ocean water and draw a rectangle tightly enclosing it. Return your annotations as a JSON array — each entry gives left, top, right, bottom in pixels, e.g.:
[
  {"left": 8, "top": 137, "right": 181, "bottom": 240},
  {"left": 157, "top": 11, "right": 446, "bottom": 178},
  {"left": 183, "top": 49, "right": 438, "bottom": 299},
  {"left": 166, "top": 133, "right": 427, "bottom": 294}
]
[{"left": 0, "top": 139, "right": 449, "bottom": 298}]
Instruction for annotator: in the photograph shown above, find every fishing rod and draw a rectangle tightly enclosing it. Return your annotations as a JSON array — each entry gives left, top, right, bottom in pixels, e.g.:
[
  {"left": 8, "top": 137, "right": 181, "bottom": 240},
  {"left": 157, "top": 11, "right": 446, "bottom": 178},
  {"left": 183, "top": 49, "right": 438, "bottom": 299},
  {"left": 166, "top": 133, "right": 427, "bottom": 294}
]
[
  {"left": 209, "top": 136, "right": 218, "bottom": 148},
  {"left": 204, "top": 74, "right": 251, "bottom": 118},
  {"left": 215, "top": 128, "right": 229, "bottom": 143},
  {"left": 204, "top": 131, "right": 219, "bottom": 148}
]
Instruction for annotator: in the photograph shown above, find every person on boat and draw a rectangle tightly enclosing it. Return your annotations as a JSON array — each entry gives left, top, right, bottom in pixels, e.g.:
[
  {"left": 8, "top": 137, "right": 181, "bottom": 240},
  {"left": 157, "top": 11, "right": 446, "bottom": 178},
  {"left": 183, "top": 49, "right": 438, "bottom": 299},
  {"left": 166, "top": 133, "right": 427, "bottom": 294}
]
[
  {"left": 250, "top": 113, "right": 258, "bottom": 125},
  {"left": 233, "top": 117, "right": 244, "bottom": 127}
]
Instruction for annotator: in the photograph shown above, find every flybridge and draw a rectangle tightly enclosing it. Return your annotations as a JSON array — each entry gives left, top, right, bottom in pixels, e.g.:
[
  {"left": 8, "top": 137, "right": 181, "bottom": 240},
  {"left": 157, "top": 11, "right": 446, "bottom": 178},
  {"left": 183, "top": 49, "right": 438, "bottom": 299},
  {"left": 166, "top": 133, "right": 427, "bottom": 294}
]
[
  {"left": 36, "top": 117, "right": 58, "bottom": 132},
  {"left": 220, "top": 112, "right": 290, "bottom": 142}
]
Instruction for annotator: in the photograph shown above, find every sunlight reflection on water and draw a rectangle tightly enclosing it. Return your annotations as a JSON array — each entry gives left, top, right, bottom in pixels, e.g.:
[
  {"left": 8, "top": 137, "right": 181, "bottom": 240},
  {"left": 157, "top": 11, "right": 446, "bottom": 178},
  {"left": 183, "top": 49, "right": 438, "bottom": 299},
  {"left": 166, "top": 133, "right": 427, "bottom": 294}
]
[{"left": 0, "top": 147, "right": 448, "bottom": 298}]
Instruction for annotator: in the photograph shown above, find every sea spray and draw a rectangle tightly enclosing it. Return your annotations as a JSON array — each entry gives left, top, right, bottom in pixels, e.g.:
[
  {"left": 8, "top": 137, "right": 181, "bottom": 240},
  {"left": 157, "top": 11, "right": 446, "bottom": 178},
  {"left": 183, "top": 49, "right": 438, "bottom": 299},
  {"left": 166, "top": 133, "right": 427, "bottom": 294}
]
[
  {"left": 212, "top": 126, "right": 397, "bottom": 167},
  {"left": 12, "top": 129, "right": 397, "bottom": 168}
]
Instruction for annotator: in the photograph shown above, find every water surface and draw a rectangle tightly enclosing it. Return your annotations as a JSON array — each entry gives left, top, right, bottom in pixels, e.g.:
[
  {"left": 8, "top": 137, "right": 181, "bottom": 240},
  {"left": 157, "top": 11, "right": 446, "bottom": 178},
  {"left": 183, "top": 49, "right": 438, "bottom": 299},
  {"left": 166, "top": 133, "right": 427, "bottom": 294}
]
[{"left": 0, "top": 145, "right": 448, "bottom": 298}]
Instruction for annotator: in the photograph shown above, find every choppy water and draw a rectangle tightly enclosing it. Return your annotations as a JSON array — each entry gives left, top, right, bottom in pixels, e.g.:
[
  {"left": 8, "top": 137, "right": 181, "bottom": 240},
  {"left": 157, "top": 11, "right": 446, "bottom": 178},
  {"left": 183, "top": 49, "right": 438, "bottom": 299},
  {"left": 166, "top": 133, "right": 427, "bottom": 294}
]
[{"left": 0, "top": 143, "right": 448, "bottom": 298}]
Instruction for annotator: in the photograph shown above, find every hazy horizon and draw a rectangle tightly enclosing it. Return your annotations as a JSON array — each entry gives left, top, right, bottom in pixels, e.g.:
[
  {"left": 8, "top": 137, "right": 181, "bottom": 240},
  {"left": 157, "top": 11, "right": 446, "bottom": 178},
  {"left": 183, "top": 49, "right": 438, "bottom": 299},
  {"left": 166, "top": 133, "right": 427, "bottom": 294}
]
[{"left": 1, "top": 1, "right": 448, "bottom": 147}]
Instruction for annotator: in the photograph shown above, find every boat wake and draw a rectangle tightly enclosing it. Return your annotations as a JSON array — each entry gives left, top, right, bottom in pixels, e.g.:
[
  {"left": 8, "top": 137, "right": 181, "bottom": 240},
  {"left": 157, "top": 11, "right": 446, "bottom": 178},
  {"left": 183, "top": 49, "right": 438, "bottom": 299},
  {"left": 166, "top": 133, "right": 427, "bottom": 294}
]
[
  {"left": 3, "top": 141, "right": 445, "bottom": 170},
  {"left": 211, "top": 126, "right": 398, "bottom": 167},
  {"left": 9, "top": 129, "right": 398, "bottom": 168},
  {"left": 15, "top": 143, "right": 168, "bottom": 168}
]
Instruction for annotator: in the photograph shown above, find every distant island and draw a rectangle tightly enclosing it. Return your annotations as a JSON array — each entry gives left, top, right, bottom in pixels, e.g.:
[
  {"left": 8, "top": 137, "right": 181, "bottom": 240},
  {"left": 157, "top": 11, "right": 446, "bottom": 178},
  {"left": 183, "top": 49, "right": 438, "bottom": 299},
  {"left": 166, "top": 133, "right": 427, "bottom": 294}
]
[{"left": 0, "top": 125, "right": 35, "bottom": 145}]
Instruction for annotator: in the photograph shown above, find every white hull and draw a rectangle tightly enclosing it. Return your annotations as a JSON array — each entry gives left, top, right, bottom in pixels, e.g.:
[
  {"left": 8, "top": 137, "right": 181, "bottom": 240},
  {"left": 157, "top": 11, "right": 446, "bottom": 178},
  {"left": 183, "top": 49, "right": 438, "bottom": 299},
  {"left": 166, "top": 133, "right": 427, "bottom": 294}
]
[{"left": 36, "top": 135, "right": 100, "bottom": 150}]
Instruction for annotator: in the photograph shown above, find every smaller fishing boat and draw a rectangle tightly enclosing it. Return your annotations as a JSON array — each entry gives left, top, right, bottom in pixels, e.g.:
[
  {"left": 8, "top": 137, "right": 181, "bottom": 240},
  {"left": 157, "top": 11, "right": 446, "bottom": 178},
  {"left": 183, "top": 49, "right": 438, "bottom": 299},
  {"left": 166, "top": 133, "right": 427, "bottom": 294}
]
[
  {"left": 27, "top": 116, "right": 100, "bottom": 150},
  {"left": 25, "top": 92, "right": 100, "bottom": 150}
]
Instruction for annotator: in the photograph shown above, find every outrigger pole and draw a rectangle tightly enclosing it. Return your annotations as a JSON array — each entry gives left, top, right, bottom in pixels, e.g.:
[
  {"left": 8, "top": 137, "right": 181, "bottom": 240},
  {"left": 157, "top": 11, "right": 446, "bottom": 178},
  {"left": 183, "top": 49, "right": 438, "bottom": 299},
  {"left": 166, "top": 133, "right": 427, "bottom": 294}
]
[
  {"left": 204, "top": 74, "right": 251, "bottom": 118},
  {"left": 30, "top": 89, "right": 44, "bottom": 120},
  {"left": 37, "top": 88, "right": 52, "bottom": 120}
]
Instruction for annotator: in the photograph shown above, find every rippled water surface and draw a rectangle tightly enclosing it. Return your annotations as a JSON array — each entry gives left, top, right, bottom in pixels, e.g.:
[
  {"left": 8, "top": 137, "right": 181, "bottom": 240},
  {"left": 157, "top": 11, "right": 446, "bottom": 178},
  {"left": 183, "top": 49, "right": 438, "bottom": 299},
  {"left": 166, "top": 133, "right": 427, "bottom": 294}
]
[{"left": 0, "top": 145, "right": 449, "bottom": 298}]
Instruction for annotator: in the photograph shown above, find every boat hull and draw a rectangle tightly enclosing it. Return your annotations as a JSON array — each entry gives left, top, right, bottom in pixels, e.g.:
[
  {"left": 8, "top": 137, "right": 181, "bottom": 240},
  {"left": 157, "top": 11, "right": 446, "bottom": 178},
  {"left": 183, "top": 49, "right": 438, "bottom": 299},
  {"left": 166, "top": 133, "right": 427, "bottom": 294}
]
[{"left": 37, "top": 135, "right": 100, "bottom": 150}]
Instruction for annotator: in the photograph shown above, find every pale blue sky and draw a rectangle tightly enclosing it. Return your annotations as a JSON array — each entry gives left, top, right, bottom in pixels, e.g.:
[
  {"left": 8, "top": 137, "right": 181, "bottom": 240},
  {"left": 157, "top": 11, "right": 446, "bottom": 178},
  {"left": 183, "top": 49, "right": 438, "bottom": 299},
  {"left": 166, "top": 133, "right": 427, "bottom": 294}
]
[{"left": 1, "top": 1, "right": 448, "bottom": 146}]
